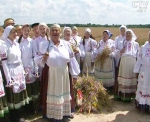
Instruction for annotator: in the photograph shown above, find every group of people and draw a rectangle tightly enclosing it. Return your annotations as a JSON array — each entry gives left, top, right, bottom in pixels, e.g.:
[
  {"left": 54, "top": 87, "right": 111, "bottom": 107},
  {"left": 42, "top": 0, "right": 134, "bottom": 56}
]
[{"left": 0, "top": 18, "right": 150, "bottom": 122}]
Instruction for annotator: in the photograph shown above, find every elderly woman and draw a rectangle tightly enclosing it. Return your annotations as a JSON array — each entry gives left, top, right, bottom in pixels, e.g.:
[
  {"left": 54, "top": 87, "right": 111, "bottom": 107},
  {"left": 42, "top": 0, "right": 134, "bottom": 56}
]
[
  {"left": 62, "top": 27, "right": 80, "bottom": 117},
  {"left": 133, "top": 31, "right": 150, "bottom": 113},
  {"left": 35, "top": 24, "right": 80, "bottom": 122},
  {"left": 0, "top": 25, "right": 29, "bottom": 122},
  {"left": 81, "top": 28, "right": 97, "bottom": 74},
  {"left": 115, "top": 29, "right": 139, "bottom": 101},
  {"left": 95, "top": 30, "right": 116, "bottom": 88}
]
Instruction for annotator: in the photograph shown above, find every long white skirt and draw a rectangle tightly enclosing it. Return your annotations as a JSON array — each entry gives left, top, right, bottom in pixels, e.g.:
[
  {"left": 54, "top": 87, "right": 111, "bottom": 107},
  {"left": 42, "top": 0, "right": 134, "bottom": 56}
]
[
  {"left": 136, "top": 65, "right": 150, "bottom": 105},
  {"left": 46, "top": 65, "right": 71, "bottom": 120},
  {"left": 82, "top": 52, "right": 92, "bottom": 74},
  {"left": 118, "top": 55, "right": 137, "bottom": 94},
  {"left": 95, "top": 57, "right": 115, "bottom": 87}
]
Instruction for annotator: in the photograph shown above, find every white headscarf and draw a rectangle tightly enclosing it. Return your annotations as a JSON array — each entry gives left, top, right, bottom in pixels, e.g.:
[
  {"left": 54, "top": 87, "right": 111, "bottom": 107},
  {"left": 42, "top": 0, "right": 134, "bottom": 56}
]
[
  {"left": 119, "top": 25, "right": 127, "bottom": 31},
  {"left": 38, "top": 22, "right": 48, "bottom": 29},
  {"left": 63, "top": 27, "right": 72, "bottom": 36},
  {"left": 85, "top": 28, "right": 91, "bottom": 34},
  {"left": 1, "top": 25, "right": 14, "bottom": 41},
  {"left": 126, "top": 29, "right": 137, "bottom": 41}
]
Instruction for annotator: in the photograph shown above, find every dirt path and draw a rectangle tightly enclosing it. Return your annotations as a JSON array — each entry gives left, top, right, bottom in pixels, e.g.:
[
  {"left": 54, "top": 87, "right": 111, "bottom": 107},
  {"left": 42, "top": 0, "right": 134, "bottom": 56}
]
[{"left": 29, "top": 99, "right": 150, "bottom": 122}]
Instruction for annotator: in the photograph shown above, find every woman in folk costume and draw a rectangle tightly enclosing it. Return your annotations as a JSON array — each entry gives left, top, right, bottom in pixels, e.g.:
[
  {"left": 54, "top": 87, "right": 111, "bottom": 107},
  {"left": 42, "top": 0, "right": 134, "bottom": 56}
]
[
  {"left": 95, "top": 30, "right": 116, "bottom": 88},
  {"left": 35, "top": 24, "right": 80, "bottom": 122},
  {"left": 18, "top": 24, "right": 39, "bottom": 114},
  {"left": 0, "top": 25, "right": 29, "bottom": 122},
  {"left": 31, "top": 23, "right": 39, "bottom": 40},
  {"left": 81, "top": 28, "right": 97, "bottom": 74},
  {"left": 133, "top": 31, "right": 150, "bottom": 113},
  {"left": 33, "top": 22, "right": 49, "bottom": 115},
  {"left": 62, "top": 27, "right": 80, "bottom": 117},
  {"left": 115, "top": 29, "right": 139, "bottom": 101},
  {"left": 0, "top": 39, "right": 9, "bottom": 121},
  {"left": 71, "top": 26, "right": 82, "bottom": 65},
  {"left": 115, "top": 25, "right": 127, "bottom": 71}
]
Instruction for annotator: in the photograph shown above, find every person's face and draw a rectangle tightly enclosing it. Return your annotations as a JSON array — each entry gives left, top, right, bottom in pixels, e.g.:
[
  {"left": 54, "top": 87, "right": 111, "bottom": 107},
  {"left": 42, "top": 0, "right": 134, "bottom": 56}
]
[
  {"left": 6, "top": 20, "right": 15, "bottom": 27},
  {"left": 39, "top": 25, "right": 47, "bottom": 37},
  {"left": 126, "top": 31, "right": 132, "bottom": 41},
  {"left": 120, "top": 28, "right": 126, "bottom": 36},
  {"left": 22, "top": 26, "right": 30, "bottom": 39},
  {"left": 8, "top": 28, "right": 17, "bottom": 41},
  {"left": 84, "top": 32, "right": 90, "bottom": 39},
  {"left": 64, "top": 29, "right": 71, "bottom": 40},
  {"left": 50, "top": 27, "right": 60, "bottom": 40},
  {"left": 103, "top": 32, "right": 109, "bottom": 41},
  {"left": 32, "top": 25, "right": 39, "bottom": 37},
  {"left": 16, "top": 28, "right": 22, "bottom": 36},
  {"left": 72, "top": 29, "right": 77, "bottom": 35}
]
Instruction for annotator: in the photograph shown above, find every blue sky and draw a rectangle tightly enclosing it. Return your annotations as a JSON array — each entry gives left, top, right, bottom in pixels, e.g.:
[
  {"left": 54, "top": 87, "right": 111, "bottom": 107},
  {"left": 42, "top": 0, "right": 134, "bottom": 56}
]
[{"left": 0, "top": 0, "right": 149, "bottom": 25}]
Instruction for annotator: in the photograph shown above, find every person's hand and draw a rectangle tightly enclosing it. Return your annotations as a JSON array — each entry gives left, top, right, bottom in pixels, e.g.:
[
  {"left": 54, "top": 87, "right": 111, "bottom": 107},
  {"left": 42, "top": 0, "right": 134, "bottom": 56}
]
[
  {"left": 43, "top": 52, "right": 49, "bottom": 62},
  {"left": 135, "top": 73, "right": 139, "bottom": 79},
  {"left": 120, "top": 48, "right": 126, "bottom": 53},
  {"left": 73, "top": 48, "right": 79, "bottom": 54},
  {"left": 72, "top": 78, "right": 77, "bottom": 85}
]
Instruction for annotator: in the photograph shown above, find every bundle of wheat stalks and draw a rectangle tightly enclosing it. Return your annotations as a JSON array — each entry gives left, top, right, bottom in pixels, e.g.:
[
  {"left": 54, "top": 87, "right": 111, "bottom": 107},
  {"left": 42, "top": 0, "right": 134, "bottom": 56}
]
[
  {"left": 95, "top": 47, "right": 111, "bottom": 69},
  {"left": 74, "top": 75, "right": 112, "bottom": 114}
]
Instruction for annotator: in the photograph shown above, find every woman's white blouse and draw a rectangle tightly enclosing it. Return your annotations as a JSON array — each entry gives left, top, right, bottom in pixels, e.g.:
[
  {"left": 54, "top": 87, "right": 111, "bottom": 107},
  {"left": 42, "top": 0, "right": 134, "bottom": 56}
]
[
  {"left": 35, "top": 39, "right": 80, "bottom": 78},
  {"left": 33, "top": 36, "right": 47, "bottom": 55},
  {"left": 121, "top": 40, "right": 139, "bottom": 57},
  {"left": 115, "top": 35, "right": 126, "bottom": 51},
  {"left": 20, "top": 37, "right": 37, "bottom": 72},
  {"left": 96, "top": 39, "right": 116, "bottom": 57},
  {"left": 0, "top": 39, "right": 22, "bottom": 83},
  {"left": 134, "top": 42, "right": 150, "bottom": 73}
]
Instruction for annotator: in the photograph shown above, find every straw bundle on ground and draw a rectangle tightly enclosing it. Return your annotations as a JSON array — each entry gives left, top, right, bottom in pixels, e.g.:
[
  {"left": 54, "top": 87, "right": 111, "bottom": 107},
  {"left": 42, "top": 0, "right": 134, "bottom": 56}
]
[
  {"left": 74, "top": 75, "right": 112, "bottom": 114},
  {"left": 95, "top": 47, "right": 111, "bottom": 69}
]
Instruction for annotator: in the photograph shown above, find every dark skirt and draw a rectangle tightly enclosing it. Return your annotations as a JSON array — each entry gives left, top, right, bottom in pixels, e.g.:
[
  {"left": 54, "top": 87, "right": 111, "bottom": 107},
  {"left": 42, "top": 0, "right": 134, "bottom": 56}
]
[
  {"left": 26, "top": 80, "right": 39, "bottom": 101},
  {"left": 6, "top": 88, "right": 29, "bottom": 110},
  {"left": 0, "top": 96, "right": 9, "bottom": 118},
  {"left": 69, "top": 73, "right": 75, "bottom": 112},
  {"left": 39, "top": 64, "right": 49, "bottom": 116}
]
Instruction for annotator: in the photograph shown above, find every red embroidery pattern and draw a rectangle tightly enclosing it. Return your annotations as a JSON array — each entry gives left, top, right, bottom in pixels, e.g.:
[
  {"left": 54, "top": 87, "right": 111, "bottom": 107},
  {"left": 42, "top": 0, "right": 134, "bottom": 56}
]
[
  {"left": 139, "top": 91, "right": 150, "bottom": 98},
  {"left": 0, "top": 75, "right": 5, "bottom": 96},
  {"left": 0, "top": 54, "right": 6, "bottom": 59},
  {"left": 145, "top": 48, "right": 150, "bottom": 57},
  {"left": 128, "top": 43, "right": 131, "bottom": 51}
]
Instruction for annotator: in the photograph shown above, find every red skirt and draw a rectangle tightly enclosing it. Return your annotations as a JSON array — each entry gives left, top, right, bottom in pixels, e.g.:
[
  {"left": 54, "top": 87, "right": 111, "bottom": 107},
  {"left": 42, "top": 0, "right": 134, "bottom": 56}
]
[{"left": 39, "top": 64, "right": 49, "bottom": 116}]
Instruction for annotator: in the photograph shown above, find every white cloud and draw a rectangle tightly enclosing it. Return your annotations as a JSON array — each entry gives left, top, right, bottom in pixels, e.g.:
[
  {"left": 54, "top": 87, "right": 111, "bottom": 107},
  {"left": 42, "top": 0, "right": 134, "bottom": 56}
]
[{"left": 0, "top": 0, "right": 149, "bottom": 25}]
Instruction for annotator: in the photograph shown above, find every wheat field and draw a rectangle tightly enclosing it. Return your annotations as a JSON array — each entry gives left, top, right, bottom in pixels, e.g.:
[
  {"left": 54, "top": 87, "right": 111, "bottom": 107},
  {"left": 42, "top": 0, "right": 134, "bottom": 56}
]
[{"left": 0, "top": 26, "right": 149, "bottom": 45}]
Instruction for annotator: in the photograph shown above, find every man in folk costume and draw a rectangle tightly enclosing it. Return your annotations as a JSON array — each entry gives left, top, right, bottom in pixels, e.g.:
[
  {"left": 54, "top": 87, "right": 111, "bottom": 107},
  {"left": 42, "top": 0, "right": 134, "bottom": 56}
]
[
  {"left": 35, "top": 24, "right": 80, "bottom": 122},
  {"left": 0, "top": 25, "right": 29, "bottom": 122},
  {"left": 15, "top": 25, "right": 22, "bottom": 41},
  {"left": 71, "top": 26, "right": 82, "bottom": 66},
  {"left": 115, "top": 29, "right": 139, "bottom": 101},
  {"left": 80, "top": 28, "right": 97, "bottom": 74},
  {"left": 134, "top": 31, "right": 150, "bottom": 113},
  {"left": 95, "top": 30, "right": 116, "bottom": 89},
  {"left": 1, "top": 18, "right": 15, "bottom": 41}
]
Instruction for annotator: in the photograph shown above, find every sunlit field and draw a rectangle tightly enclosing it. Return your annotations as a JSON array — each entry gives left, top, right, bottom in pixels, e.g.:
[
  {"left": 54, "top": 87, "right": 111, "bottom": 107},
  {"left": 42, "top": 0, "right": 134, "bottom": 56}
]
[{"left": 0, "top": 26, "right": 149, "bottom": 46}]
